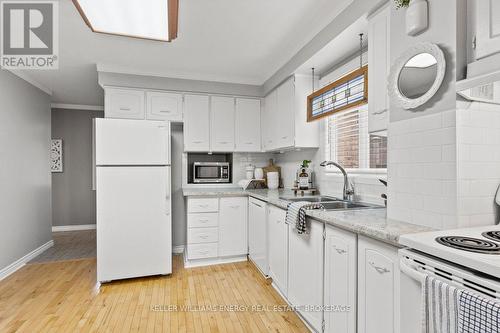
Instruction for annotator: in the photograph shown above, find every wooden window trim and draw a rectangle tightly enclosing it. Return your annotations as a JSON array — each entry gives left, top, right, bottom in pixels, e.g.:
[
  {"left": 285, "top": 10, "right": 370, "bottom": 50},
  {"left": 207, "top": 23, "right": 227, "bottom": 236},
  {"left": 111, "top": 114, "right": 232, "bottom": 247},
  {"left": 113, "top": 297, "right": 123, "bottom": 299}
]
[
  {"left": 307, "top": 65, "right": 368, "bottom": 122},
  {"left": 72, "top": 0, "right": 179, "bottom": 42}
]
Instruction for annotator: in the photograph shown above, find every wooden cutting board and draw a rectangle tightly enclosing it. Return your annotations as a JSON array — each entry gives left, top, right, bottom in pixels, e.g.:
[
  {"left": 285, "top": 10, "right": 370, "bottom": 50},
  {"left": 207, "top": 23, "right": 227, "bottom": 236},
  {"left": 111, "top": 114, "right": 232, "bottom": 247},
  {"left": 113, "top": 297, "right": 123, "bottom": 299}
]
[{"left": 262, "top": 159, "right": 281, "bottom": 187}]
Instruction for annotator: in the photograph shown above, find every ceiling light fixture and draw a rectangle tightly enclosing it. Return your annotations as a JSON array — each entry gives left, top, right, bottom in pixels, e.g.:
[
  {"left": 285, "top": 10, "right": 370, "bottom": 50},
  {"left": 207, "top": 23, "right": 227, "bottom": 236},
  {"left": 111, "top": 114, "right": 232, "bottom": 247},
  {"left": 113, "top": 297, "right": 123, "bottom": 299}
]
[{"left": 73, "top": 0, "right": 178, "bottom": 42}]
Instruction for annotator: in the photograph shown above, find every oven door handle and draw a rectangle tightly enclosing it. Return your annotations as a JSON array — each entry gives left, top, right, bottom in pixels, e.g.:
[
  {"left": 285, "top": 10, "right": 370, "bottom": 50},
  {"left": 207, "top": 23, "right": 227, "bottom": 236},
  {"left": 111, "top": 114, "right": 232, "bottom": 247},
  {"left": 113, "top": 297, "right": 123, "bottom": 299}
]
[{"left": 400, "top": 259, "right": 427, "bottom": 283}]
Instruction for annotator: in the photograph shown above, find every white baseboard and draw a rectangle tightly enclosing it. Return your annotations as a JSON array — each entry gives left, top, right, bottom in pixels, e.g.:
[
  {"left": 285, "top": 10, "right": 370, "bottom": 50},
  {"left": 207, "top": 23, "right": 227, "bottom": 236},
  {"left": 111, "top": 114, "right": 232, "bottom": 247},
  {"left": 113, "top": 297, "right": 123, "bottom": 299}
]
[
  {"left": 52, "top": 224, "right": 96, "bottom": 232},
  {"left": 0, "top": 240, "right": 54, "bottom": 281},
  {"left": 172, "top": 245, "right": 185, "bottom": 254}
]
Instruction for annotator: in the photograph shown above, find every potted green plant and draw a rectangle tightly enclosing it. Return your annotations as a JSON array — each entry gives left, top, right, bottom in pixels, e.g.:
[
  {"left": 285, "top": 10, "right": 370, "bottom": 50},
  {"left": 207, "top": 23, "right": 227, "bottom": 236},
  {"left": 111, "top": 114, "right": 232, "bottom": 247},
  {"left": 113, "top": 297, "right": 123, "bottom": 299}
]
[{"left": 394, "top": 0, "right": 410, "bottom": 9}]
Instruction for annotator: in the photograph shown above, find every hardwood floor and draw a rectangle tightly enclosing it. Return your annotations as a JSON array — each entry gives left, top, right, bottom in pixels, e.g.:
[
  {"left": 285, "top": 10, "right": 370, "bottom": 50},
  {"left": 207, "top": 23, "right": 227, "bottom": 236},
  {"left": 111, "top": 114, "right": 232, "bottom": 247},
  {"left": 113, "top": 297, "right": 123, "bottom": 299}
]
[
  {"left": 0, "top": 255, "right": 308, "bottom": 332},
  {"left": 29, "top": 230, "right": 96, "bottom": 264}
]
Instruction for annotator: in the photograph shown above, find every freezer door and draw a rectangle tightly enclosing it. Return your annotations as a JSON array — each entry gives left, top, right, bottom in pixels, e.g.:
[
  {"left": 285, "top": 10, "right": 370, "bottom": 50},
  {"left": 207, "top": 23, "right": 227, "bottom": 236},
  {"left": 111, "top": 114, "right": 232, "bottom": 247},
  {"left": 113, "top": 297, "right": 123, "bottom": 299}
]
[
  {"left": 97, "top": 166, "right": 172, "bottom": 282},
  {"left": 95, "top": 118, "right": 170, "bottom": 165}
]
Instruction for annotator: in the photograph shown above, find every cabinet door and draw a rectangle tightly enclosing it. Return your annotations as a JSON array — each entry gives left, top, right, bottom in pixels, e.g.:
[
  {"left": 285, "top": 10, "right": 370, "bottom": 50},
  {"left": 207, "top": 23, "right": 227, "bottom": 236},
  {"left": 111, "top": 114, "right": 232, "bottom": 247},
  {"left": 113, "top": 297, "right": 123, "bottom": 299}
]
[
  {"left": 235, "top": 98, "right": 261, "bottom": 152},
  {"left": 368, "top": 5, "right": 390, "bottom": 133},
  {"left": 324, "top": 226, "right": 357, "bottom": 333},
  {"left": 210, "top": 96, "right": 235, "bottom": 152},
  {"left": 248, "top": 198, "right": 268, "bottom": 276},
  {"left": 262, "top": 91, "right": 277, "bottom": 151},
  {"left": 288, "top": 219, "right": 324, "bottom": 332},
  {"left": 267, "top": 206, "right": 288, "bottom": 296},
  {"left": 105, "top": 88, "right": 145, "bottom": 119},
  {"left": 476, "top": 0, "right": 500, "bottom": 59},
  {"left": 184, "top": 94, "right": 210, "bottom": 152},
  {"left": 358, "top": 236, "right": 399, "bottom": 333},
  {"left": 146, "top": 91, "right": 183, "bottom": 121},
  {"left": 276, "top": 78, "right": 295, "bottom": 149},
  {"left": 219, "top": 197, "right": 248, "bottom": 257}
]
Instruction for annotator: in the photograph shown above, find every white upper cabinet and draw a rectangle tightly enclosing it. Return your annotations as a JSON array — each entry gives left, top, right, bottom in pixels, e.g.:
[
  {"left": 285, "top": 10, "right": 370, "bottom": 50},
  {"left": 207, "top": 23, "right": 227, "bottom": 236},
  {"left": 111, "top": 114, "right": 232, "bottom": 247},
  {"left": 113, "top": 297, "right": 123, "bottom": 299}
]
[
  {"left": 218, "top": 197, "right": 248, "bottom": 257},
  {"left": 475, "top": 0, "right": 500, "bottom": 60},
  {"left": 146, "top": 91, "right": 183, "bottom": 121},
  {"left": 210, "top": 96, "right": 235, "bottom": 152},
  {"left": 267, "top": 206, "right": 288, "bottom": 296},
  {"left": 324, "top": 225, "right": 357, "bottom": 333},
  {"left": 368, "top": 4, "right": 390, "bottom": 133},
  {"left": 358, "top": 236, "right": 400, "bottom": 333},
  {"left": 105, "top": 88, "right": 145, "bottom": 120},
  {"left": 262, "top": 75, "right": 319, "bottom": 151},
  {"left": 184, "top": 94, "right": 210, "bottom": 152},
  {"left": 235, "top": 98, "right": 261, "bottom": 152},
  {"left": 276, "top": 78, "right": 295, "bottom": 148},
  {"left": 262, "top": 90, "right": 277, "bottom": 151}
]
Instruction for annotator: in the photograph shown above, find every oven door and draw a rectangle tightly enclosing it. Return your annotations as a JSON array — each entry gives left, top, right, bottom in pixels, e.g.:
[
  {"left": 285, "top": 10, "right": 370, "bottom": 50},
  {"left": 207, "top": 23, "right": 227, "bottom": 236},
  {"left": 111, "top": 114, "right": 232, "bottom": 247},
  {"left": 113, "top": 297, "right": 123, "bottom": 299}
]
[
  {"left": 399, "top": 251, "right": 424, "bottom": 333},
  {"left": 193, "top": 163, "right": 227, "bottom": 183}
]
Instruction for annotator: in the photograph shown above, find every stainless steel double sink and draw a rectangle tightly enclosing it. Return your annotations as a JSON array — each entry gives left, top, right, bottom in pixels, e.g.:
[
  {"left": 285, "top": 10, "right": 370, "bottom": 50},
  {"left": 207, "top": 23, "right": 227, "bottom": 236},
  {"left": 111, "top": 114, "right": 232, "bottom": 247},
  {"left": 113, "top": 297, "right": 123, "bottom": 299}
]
[{"left": 279, "top": 195, "right": 382, "bottom": 211}]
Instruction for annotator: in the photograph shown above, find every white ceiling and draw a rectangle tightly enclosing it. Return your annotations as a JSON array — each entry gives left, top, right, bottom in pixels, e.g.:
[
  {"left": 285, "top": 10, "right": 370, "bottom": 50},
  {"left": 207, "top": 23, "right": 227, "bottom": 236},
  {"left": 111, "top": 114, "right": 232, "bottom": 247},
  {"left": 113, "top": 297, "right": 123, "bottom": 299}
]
[{"left": 18, "top": 0, "right": 354, "bottom": 105}]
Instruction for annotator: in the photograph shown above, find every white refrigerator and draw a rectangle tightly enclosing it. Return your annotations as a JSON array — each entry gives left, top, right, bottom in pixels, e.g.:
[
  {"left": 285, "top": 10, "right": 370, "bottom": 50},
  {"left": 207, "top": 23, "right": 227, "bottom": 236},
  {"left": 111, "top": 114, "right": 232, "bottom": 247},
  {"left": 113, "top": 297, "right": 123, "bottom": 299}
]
[{"left": 95, "top": 118, "right": 172, "bottom": 282}]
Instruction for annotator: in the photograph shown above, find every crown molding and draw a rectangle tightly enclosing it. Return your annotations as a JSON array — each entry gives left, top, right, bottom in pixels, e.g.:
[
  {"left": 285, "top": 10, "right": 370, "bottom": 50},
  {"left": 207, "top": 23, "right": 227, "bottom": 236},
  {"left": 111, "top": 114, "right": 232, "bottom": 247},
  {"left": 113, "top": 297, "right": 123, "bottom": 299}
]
[{"left": 51, "top": 103, "right": 104, "bottom": 111}]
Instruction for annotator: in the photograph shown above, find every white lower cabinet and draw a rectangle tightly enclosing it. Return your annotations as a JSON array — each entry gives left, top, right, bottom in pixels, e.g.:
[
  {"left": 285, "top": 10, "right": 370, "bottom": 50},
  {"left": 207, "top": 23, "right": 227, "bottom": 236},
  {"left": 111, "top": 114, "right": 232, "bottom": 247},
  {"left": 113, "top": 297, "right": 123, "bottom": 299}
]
[
  {"left": 324, "top": 225, "right": 357, "bottom": 333},
  {"left": 267, "top": 205, "right": 288, "bottom": 296},
  {"left": 219, "top": 197, "right": 248, "bottom": 257},
  {"left": 248, "top": 198, "right": 268, "bottom": 276},
  {"left": 288, "top": 219, "right": 324, "bottom": 332},
  {"left": 358, "top": 236, "right": 400, "bottom": 333},
  {"left": 186, "top": 197, "right": 247, "bottom": 265}
]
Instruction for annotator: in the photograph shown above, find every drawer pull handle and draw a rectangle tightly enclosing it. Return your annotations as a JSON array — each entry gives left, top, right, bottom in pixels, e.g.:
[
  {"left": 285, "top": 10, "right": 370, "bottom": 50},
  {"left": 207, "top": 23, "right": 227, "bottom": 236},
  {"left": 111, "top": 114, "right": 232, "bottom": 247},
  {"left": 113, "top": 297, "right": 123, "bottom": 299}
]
[
  {"left": 369, "top": 261, "right": 390, "bottom": 274},
  {"left": 198, "top": 251, "right": 209, "bottom": 255},
  {"left": 229, "top": 205, "right": 240, "bottom": 209},
  {"left": 335, "top": 248, "right": 347, "bottom": 255},
  {"left": 373, "top": 108, "right": 388, "bottom": 116},
  {"left": 199, "top": 219, "right": 209, "bottom": 223},
  {"left": 119, "top": 107, "right": 131, "bottom": 111},
  {"left": 245, "top": 142, "right": 253, "bottom": 145},
  {"left": 218, "top": 141, "right": 229, "bottom": 144},
  {"left": 198, "top": 204, "right": 209, "bottom": 208},
  {"left": 193, "top": 141, "right": 203, "bottom": 144},
  {"left": 199, "top": 235, "right": 209, "bottom": 239},
  {"left": 159, "top": 110, "right": 172, "bottom": 113},
  {"left": 281, "top": 136, "right": 288, "bottom": 139}
]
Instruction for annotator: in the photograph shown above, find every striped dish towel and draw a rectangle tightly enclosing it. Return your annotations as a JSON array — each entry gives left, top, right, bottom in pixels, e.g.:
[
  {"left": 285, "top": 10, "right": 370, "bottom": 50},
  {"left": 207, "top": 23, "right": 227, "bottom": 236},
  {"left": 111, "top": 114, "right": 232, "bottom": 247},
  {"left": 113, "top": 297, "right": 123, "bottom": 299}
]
[
  {"left": 285, "top": 202, "right": 323, "bottom": 234},
  {"left": 423, "top": 275, "right": 500, "bottom": 333},
  {"left": 423, "top": 276, "right": 459, "bottom": 333}
]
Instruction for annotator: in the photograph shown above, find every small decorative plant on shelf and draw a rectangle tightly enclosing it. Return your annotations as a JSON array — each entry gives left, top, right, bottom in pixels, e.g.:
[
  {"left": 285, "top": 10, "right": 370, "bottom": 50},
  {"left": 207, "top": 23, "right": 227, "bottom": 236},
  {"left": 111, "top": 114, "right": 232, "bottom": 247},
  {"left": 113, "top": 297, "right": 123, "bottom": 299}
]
[
  {"left": 394, "top": 0, "right": 410, "bottom": 9},
  {"left": 301, "top": 160, "right": 312, "bottom": 169}
]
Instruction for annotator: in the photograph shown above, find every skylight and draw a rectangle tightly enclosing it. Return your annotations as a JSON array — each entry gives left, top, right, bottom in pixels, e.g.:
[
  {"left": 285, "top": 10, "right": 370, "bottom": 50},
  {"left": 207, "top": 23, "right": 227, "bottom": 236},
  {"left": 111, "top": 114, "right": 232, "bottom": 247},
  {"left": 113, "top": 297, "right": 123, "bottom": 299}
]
[{"left": 73, "top": 0, "right": 178, "bottom": 42}]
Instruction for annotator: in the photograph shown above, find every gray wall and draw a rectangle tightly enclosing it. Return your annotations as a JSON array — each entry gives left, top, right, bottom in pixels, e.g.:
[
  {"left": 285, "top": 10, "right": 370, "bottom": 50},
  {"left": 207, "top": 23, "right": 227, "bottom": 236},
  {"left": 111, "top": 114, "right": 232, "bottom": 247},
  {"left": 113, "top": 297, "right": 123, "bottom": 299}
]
[
  {"left": 171, "top": 124, "right": 186, "bottom": 248},
  {"left": 0, "top": 71, "right": 52, "bottom": 270},
  {"left": 51, "top": 108, "right": 103, "bottom": 226}
]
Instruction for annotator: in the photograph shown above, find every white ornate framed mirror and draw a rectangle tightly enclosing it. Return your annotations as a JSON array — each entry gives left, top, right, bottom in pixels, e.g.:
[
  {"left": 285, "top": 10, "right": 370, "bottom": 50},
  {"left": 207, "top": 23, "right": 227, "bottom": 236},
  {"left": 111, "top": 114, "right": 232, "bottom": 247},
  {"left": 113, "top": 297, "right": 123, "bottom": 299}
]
[{"left": 388, "top": 42, "right": 446, "bottom": 109}]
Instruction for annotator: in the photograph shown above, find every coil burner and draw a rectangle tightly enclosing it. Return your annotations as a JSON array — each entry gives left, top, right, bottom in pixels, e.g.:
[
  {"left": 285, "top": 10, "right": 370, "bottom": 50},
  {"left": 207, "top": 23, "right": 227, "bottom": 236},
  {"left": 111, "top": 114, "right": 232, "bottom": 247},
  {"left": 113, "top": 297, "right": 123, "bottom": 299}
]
[
  {"left": 435, "top": 236, "right": 500, "bottom": 254},
  {"left": 482, "top": 231, "right": 500, "bottom": 243}
]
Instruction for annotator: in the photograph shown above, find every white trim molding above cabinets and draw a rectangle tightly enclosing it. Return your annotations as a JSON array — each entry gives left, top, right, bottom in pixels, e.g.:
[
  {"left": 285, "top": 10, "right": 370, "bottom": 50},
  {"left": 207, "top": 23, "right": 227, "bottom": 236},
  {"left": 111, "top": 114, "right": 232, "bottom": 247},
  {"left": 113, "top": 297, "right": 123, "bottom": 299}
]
[
  {"left": 367, "top": 3, "right": 390, "bottom": 133},
  {"left": 262, "top": 75, "right": 319, "bottom": 152},
  {"left": 104, "top": 87, "right": 183, "bottom": 122}
]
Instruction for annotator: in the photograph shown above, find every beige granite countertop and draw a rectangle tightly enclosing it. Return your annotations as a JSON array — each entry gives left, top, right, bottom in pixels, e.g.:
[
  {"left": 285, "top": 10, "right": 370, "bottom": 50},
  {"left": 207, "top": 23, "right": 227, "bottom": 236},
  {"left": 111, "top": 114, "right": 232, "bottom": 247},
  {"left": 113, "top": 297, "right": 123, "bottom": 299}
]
[{"left": 182, "top": 188, "right": 434, "bottom": 247}]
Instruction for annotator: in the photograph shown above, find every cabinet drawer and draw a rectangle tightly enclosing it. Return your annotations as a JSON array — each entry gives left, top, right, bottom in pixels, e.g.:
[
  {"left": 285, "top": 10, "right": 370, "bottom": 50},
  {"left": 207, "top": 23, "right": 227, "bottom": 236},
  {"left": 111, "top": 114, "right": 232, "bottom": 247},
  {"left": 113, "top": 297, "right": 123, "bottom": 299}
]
[
  {"left": 188, "top": 213, "right": 218, "bottom": 228},
  {"left": 188, "top": 227, "right": 219, "bottom": 244},
  {"left": 188, "top": 198, "right": 219, "bottom": 213},
  {"left": 187, "top": 243, "right": 218, "bottom": 260}
]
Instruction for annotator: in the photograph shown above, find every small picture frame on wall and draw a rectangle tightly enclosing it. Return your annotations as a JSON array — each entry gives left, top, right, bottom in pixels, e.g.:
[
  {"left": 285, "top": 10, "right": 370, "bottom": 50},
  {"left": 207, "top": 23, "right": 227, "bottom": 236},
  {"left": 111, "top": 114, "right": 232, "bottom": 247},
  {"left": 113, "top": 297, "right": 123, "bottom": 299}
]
[{"left": 51, "top": 139, "right": 63, "bottom": 173}]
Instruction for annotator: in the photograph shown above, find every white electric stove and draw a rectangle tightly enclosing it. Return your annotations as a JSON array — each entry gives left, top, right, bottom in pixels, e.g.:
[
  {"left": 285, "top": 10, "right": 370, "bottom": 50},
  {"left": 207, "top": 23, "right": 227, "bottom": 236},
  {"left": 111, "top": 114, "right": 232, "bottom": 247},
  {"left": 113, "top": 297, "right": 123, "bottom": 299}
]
[
  {"left": 399, "top": 225, "right": 500, "bottom": 278},
  {"left": 398, "top": 225, "right": 500, "bottom": 333}
]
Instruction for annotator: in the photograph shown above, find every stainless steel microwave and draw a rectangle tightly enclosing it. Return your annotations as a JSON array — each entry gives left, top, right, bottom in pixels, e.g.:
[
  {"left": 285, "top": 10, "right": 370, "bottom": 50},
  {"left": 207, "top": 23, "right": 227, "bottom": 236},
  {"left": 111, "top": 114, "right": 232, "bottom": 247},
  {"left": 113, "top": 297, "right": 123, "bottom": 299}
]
[{"left": 193, "top": 162, "right": 230, "bottom": 183}]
